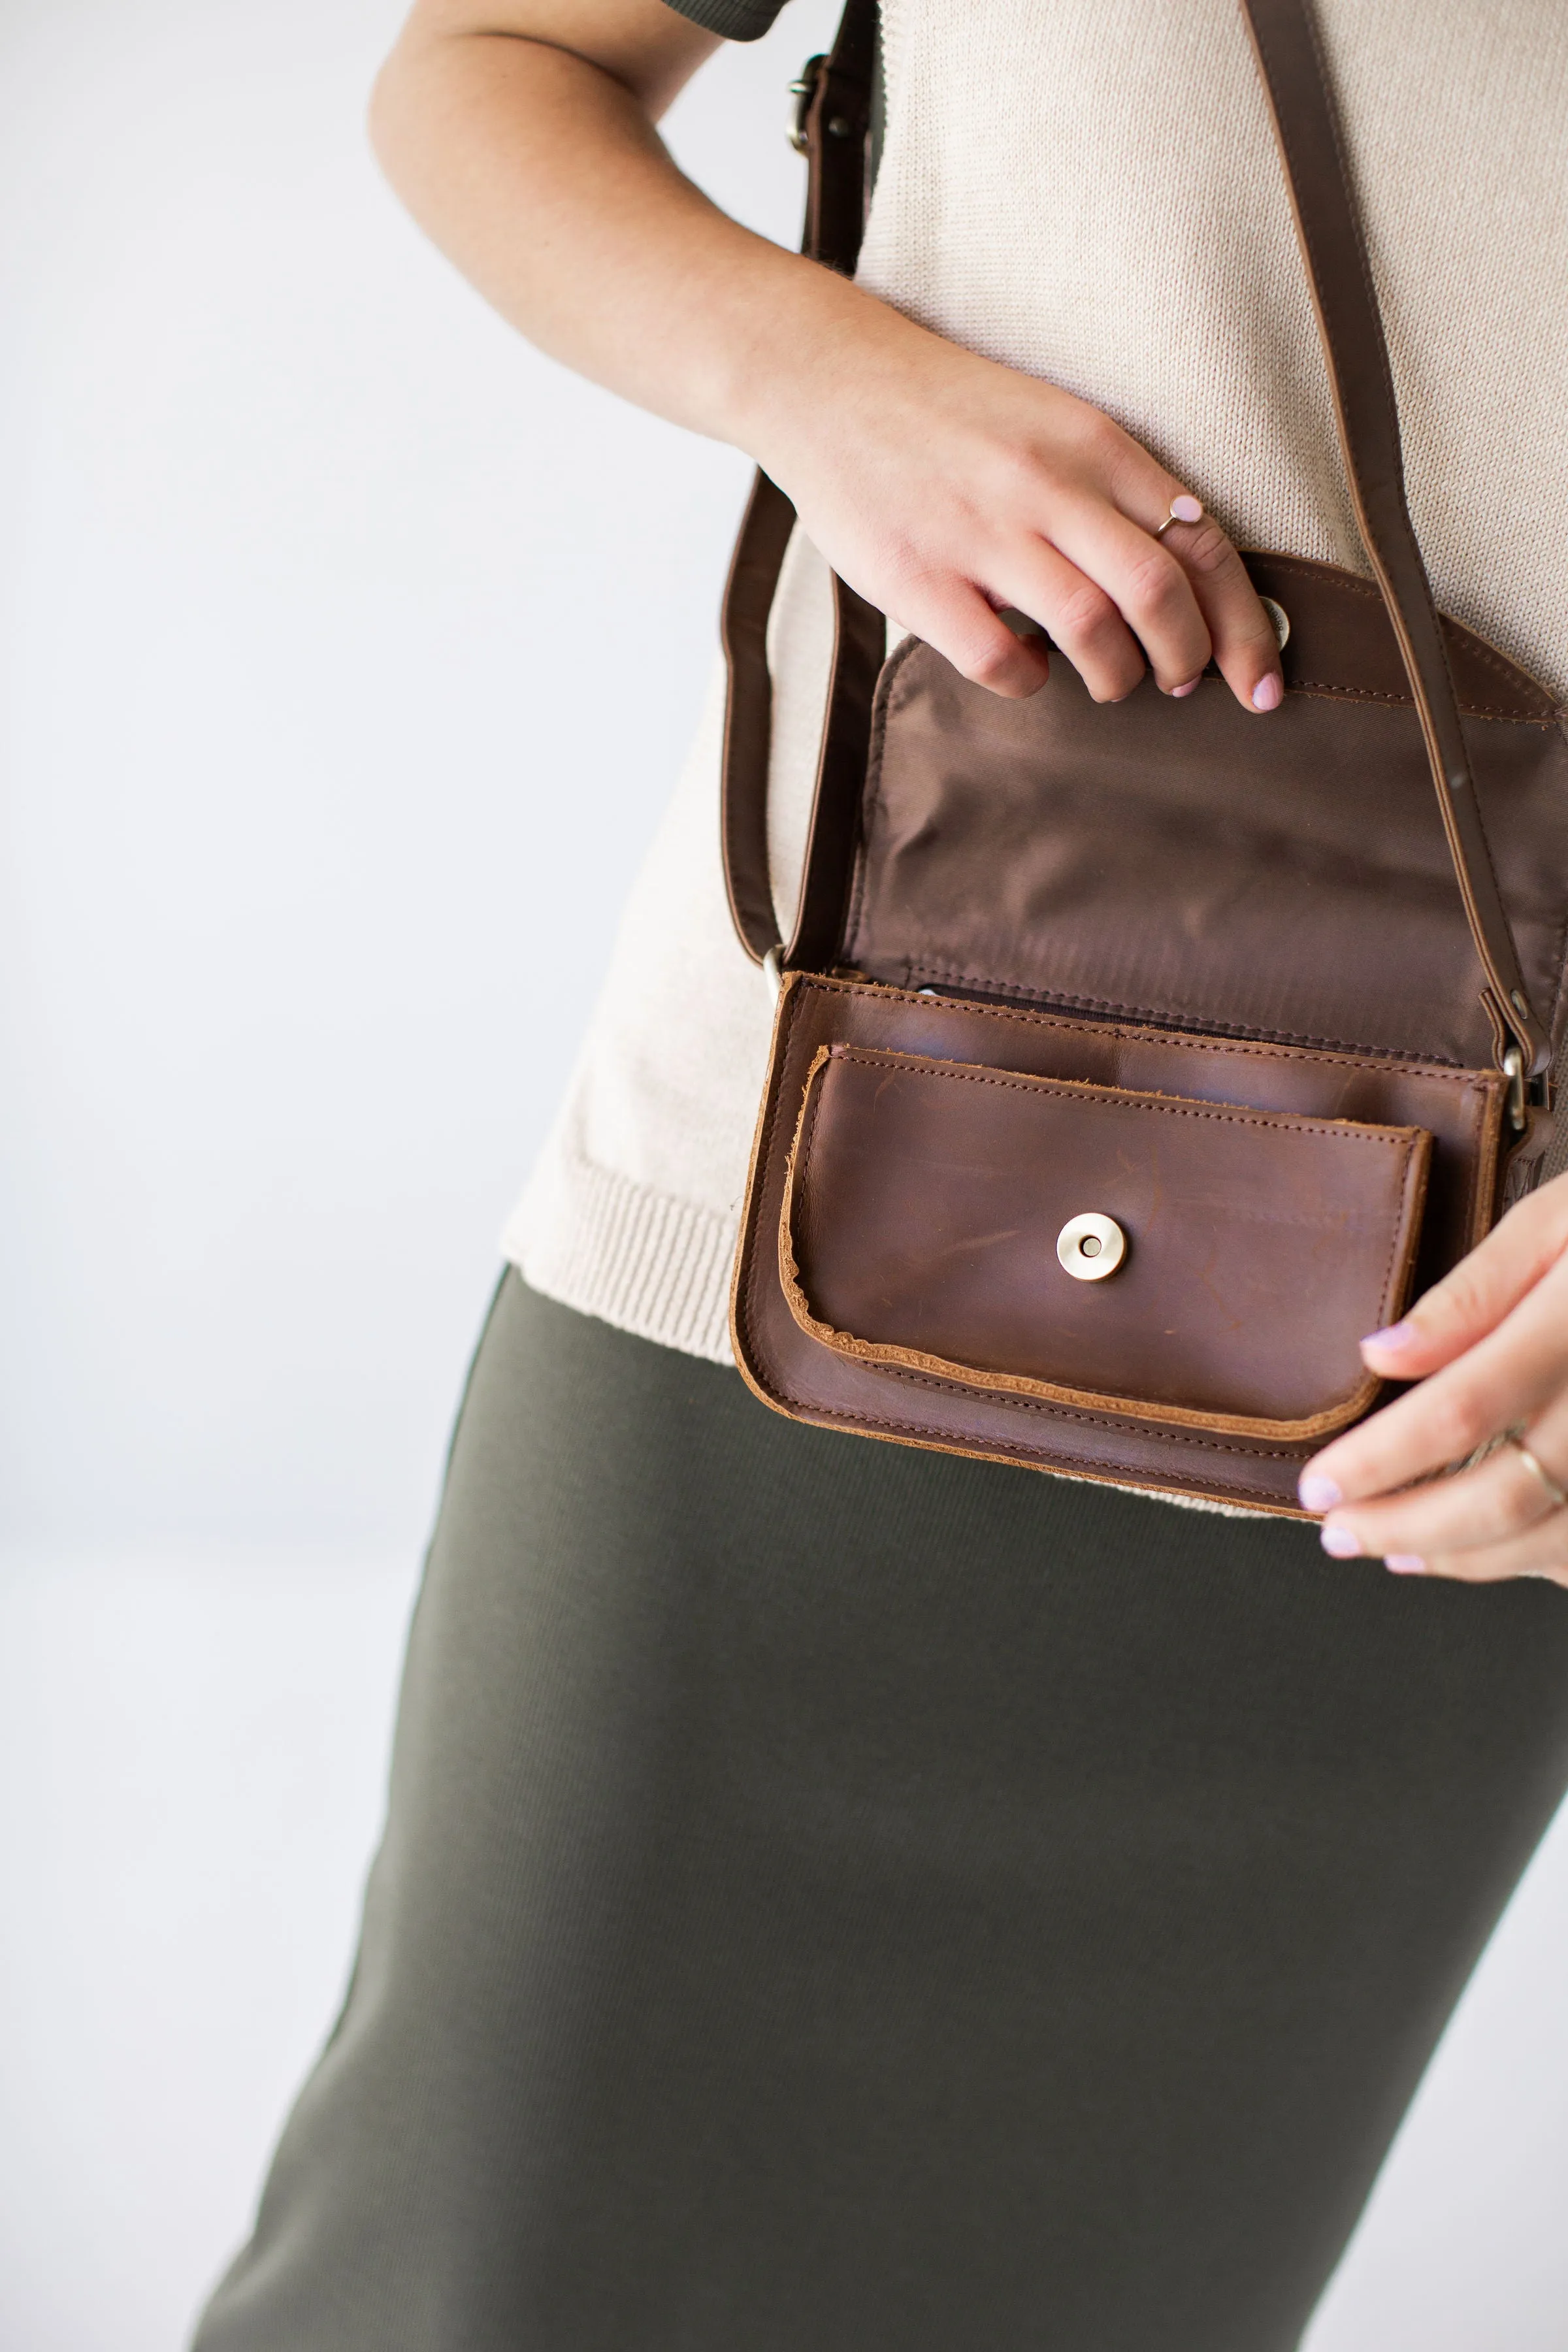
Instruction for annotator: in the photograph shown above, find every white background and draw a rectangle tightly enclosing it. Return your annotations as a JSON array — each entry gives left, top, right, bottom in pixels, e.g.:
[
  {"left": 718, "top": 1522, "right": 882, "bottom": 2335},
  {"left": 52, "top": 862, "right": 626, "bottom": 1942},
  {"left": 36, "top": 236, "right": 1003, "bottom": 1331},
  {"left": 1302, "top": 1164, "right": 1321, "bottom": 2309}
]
[{"left": 1, "top": 3, "right": 1565, "bottom": 2346}]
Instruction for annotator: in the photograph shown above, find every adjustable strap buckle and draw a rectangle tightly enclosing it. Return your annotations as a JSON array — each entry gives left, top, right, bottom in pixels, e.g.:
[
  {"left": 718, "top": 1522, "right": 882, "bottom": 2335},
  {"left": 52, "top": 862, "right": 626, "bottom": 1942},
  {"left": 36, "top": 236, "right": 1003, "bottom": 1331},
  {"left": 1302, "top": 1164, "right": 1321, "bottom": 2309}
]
[
  {"left": 1503, "top": 1045, "right": 1555, "bottom": 1135},
  {"left": 789, "top": 52, "right": 869, "bottom": 157},
  {"left": 788, "top": 56, "right": 826, "bottom": 154}
]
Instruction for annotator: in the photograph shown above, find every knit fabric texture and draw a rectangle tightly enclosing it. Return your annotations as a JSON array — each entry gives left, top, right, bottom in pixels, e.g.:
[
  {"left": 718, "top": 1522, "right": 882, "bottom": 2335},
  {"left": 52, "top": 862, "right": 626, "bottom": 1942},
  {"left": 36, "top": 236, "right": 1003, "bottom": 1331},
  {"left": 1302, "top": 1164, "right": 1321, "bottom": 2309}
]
[
  {"left": 661, "top": 0, "right": 787, "bottom": 37},
  {"left": 504, "top": 0, "right": 1568, "bottom": 1492}
]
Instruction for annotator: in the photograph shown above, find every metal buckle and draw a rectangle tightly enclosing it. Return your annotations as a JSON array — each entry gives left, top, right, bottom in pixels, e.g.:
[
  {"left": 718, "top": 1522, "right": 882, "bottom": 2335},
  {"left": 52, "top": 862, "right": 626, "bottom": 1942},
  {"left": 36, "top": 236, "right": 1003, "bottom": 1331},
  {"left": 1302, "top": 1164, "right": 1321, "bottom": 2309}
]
[
  {"left": 1503, "top": 1044, "right": 1527, "bottom": 1132},
  {"left": 788, "top": 56, "right": 825, "bottom": 154}
]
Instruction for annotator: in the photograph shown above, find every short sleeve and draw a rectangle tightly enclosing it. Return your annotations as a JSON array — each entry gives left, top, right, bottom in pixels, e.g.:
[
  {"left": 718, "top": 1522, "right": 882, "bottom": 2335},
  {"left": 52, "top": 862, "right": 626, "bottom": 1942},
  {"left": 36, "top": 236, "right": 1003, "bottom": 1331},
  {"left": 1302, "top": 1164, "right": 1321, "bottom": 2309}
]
[{"left": 662, "top": 0, "right": 792, "bottom": 40}]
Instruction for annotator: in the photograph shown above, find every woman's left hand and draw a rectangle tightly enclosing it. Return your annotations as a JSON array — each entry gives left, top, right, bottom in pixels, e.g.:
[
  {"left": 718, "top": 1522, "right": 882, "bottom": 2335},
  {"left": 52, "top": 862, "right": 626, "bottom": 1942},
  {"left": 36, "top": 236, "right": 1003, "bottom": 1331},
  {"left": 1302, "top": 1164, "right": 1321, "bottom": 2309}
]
[{"left": 1298, "top": 1166, "right": 1568, "bottom": 1586}]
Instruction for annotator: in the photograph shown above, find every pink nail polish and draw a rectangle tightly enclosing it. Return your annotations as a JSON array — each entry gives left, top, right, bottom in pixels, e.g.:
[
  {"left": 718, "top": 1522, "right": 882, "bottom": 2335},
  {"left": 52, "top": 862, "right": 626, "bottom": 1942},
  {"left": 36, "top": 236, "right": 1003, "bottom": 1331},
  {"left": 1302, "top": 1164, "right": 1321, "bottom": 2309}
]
[
  {"left": 1252, "top": 674, "right": 1283, "bottom": 712},
  {"left": 1385, "top": 1554, "right": 1427, "bottom": 1574},
  {"left": 1320, "top": 1524, "right": 1361, "bottom": 1558},
  {"left": 1362, "top": 1321, "right": 1416, "bottom": 1352},
  {"left": 1298, "top": 1471, "right": 1341, "bottom": 1512},
  {"left": 1170, "top": 678, "right": 1201, "bottom": 698}
]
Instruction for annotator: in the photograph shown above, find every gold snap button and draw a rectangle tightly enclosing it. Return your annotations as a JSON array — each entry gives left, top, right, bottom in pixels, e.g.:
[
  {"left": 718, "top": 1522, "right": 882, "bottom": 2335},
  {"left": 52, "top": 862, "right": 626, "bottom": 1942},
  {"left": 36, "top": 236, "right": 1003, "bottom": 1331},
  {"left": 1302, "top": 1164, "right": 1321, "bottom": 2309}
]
[{"left": 1056, "top": 1213, "right": 1126, "bottom": 1282}]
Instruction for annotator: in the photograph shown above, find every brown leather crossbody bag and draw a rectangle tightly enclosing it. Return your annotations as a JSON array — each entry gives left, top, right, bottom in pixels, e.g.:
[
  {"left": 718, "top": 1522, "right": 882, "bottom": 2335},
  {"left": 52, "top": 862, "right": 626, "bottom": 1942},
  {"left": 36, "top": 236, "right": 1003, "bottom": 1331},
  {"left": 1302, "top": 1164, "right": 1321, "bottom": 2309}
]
[{"left": 721, "top": 0, "right": 1567, "bottom": 1515}]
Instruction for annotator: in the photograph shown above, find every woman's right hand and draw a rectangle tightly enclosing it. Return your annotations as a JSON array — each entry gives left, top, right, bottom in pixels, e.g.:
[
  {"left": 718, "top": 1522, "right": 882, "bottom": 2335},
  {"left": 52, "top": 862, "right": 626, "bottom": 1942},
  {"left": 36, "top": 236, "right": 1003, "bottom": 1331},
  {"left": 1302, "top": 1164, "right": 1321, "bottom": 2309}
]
[
  {"left": 745, "top": 300, "right": 1283, "bottom": 713},
  {"left": 374, "top": 0, "right": 1282, "bottom": 716}
]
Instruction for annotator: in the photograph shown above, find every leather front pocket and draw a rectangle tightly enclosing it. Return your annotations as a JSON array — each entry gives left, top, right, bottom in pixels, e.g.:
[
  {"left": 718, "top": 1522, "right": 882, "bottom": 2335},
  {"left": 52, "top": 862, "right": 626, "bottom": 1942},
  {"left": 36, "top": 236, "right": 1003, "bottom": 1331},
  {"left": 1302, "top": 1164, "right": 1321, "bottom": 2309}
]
[{"left": 781, "top": 1045, "right": 1433, "bottom": 1441}]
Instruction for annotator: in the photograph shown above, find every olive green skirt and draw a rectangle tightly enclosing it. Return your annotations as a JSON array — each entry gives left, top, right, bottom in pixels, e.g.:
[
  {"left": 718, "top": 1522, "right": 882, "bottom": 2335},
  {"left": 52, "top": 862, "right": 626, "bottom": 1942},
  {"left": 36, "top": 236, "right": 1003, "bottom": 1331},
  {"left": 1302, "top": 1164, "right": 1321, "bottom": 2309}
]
[{"left": 195, "top": 1272, "right": 1568, "bottom": 2351}]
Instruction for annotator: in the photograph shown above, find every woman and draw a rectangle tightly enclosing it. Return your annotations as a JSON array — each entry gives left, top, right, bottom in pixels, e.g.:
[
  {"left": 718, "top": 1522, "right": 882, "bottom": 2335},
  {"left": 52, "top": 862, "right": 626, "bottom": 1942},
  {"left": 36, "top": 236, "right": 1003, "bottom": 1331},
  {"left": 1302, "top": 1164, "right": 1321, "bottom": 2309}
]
[{"left": 194, "top": 2, "right": 1568, "bottom": 2345}]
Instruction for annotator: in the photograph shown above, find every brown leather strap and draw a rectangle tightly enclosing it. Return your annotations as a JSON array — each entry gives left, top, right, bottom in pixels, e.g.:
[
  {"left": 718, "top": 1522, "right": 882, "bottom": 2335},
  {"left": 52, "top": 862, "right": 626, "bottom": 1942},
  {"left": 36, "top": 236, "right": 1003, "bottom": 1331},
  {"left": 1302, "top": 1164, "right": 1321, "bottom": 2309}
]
[
  {"left": 721, "top": 0, "right": 1551, "bottom": 1078},
  {"left": 1239, "top": 0, "right": 1550, "bottom": 1079},
  {"left": 719, "top": 470, "right": 798, "bottom": 963},
  {"left": 786, "top": 574, "right": 887, "bottom": 970},
  {"left": 718, "top": 0, "right": 879, "bottom": 970}
]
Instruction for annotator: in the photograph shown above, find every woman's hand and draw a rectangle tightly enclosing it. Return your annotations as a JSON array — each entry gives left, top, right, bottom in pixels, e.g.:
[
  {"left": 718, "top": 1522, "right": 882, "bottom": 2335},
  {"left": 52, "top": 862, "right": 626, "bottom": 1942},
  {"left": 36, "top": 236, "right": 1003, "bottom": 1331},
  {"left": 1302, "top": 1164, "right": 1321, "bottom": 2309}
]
[
  {"left": 1299, "top": 1167, "right": 1568, "bottom": 1586},
  {"left": 745, "top": 313, "right": 1284, "bottom": 713},
  {"left": 374, "top": 0, "right": 1284, "bottom": 717}
]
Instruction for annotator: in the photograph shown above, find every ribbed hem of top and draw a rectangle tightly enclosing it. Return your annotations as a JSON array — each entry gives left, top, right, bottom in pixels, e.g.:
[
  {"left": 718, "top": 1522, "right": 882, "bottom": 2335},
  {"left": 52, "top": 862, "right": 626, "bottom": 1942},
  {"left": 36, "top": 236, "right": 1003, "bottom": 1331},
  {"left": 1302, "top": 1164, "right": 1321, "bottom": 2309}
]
[{"left": 503, "top": 1149, "right": 738, "bottom": 1365}]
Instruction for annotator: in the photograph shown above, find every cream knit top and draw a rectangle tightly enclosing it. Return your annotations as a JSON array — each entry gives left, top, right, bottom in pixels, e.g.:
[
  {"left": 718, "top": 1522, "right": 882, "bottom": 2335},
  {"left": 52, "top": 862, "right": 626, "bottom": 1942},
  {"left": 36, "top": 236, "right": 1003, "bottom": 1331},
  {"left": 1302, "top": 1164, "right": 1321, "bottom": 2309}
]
[{"left": 503, "top": 0, "right": 1568, "bottom": 1394}]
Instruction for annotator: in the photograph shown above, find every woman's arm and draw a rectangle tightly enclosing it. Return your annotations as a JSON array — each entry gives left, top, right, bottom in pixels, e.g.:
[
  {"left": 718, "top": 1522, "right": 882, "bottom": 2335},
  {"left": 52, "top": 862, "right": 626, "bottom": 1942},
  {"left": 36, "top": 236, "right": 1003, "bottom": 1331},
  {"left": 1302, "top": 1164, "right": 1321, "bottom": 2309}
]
[{"left": 370, "top": 0, "right": 1284, "bottom": 711}]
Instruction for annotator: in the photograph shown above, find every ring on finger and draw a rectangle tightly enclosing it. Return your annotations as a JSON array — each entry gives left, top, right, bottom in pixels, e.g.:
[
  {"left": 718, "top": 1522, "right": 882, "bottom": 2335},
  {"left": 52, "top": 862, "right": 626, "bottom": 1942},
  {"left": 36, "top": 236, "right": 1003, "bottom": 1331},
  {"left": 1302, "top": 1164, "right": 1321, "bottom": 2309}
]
[
  {"left": 1154, "top": 493, "right": 1205, "bottom": 540},
  {"left": 1509, "top": 1432, "right": 1568, "bottom": 1514}
]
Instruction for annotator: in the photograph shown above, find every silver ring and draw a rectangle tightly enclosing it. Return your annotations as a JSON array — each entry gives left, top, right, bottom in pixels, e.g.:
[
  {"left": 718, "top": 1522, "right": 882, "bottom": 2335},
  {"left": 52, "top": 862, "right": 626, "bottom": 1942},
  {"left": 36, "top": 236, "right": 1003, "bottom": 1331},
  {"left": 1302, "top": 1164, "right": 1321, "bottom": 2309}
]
[
  {"left": 1509, "top": 1435, "right": 1568, "bottom": 1514},
  {"left": 1155, "top": 494, "right": 1205, "bottom": 540}
]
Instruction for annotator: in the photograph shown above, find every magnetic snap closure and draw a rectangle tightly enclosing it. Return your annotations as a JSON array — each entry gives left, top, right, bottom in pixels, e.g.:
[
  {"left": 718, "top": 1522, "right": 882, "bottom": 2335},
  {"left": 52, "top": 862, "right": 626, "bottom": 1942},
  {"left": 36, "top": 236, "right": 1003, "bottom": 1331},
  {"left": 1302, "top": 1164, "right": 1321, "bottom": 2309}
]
[{"left": 1056, "top": 1212, "right": 1127, "bottom": 1282}]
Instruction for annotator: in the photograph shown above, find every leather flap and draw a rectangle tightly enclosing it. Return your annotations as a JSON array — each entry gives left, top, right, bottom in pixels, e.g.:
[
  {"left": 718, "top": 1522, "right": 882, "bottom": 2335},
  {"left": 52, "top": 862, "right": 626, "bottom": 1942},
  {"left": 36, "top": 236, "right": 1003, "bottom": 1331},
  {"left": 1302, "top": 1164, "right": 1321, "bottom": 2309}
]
[
  {"left": 846, "top": 623, "right": 1568, "bottom": 1075},
  {"left": 781, "top": 1045, "right": 1432, "bottom": 1442}
]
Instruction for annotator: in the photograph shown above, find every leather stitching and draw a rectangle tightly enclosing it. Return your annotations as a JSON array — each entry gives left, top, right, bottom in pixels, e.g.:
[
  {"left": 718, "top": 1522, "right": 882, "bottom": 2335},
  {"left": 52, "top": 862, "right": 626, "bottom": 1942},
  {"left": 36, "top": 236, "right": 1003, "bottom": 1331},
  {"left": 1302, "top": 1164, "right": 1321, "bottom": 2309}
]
[
  {"left": 846, "top": 634, "right": 922, "bottom": 965},
  {"left": 873, "top": 1370, "right": 1309, "bottom": 1467},
  {"left": 736, "top": 961, "right": 1485, "bottom": 1503},
  {"left": 1244, "top": 557, "right": 1560, "bottom": 717},
  {"left": 812, "top": 969, "right": 1496, "bottom": 1237},
  {"left": 770, "top": 1369, "right": 1309, "bottom": 1479},
  {"left": 738, "top": 1018, "right": 1364, "bottom": 1501},
  {"left": 817, "top": 968, "right": 1498, "bottom": 1241},
  {"left": 890, "top": 968, "right": 1475, "bottom": 1067},
  {"left": 1545, "top": 717, "right": 1568, "bottom": 1051},
  {"left": 825, "top": 1045, "right": 1419, "bottom": 1378},
  {"left": 808, "top": 970, "right": 1496, "bottom": 1092},
  {"left": 741, "top": 976, "right": 809, "bottom": 1355},
  {"left": 775, "top": 1043, "right": 1419, "bottom": 1442},
  {"left": 826, "top": 1045, "right": 1416, "bottom": 1149},
  {"left": 1289, "top": 679, "right": 1555, "bottom": 723}
]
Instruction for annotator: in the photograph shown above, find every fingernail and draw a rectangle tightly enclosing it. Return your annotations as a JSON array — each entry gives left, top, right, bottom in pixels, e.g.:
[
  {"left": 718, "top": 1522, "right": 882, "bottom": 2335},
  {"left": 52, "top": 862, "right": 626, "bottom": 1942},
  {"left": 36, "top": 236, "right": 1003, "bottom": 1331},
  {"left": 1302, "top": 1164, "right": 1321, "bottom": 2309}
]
[
  {"left": 1320, "top": 1523, "right": 1362, "bottom": 1558},
  {"left": 1251, "top": 673, "right": 1283, "bottom": 712},
  {"left": 1362, "top": 1321, "right": 1416, "bottom": 1354},
  {"left": 1385, "top": 1554, "right": 1427, "bottom": 1575},
  {"left": 1169, "top": 677, "right": 1201, "bottom": 698},
  {"left": 1298, "top": 1471, "right": 1342, "bottom": 1512}
]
